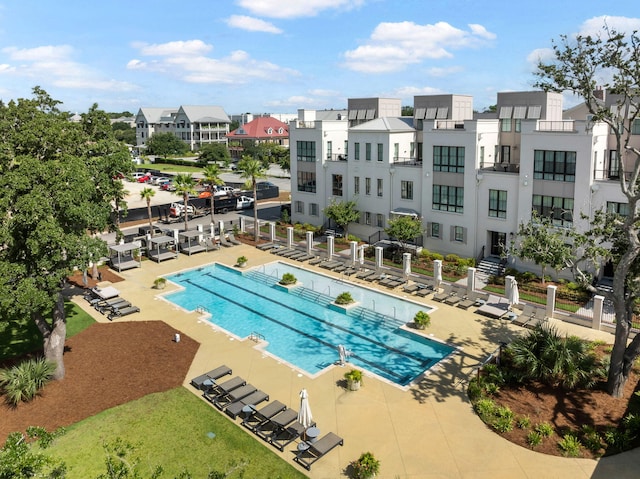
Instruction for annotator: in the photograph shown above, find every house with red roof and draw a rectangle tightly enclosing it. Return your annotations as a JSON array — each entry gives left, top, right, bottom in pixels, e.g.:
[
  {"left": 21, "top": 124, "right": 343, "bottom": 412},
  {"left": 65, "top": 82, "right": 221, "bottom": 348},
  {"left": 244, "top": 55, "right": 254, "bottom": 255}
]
[{"left": 226, "top": 116, "right": 289, "bottom": 159}]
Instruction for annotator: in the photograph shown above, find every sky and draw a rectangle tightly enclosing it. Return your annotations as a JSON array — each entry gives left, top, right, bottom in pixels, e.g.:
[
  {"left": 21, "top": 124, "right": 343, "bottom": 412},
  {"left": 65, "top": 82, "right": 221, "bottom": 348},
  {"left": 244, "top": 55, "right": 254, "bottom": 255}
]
[{"left": 0, "top": 0, "right": 639, "bottom": 116}]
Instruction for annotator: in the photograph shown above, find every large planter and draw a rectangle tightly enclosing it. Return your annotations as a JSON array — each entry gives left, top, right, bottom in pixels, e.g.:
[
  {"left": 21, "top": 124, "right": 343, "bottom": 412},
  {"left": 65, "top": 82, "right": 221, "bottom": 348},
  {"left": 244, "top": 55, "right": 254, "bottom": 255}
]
[{"left": 347, "top": 378, "right": 361, "bottom": 391}]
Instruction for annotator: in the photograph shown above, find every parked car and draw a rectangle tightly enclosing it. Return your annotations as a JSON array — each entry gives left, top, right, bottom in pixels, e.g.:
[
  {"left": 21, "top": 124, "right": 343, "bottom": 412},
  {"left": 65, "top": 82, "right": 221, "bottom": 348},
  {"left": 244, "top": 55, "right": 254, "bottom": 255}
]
[
  {"left": 214, "top": 185, "right": 240, "bottom": 196},
  {"left": 137, "top": 172, "right": 153, "bottom": 183},
  {"left": 161, "top": 181, "right": 175, "bottom": 191},
  {"left": 256, "top": 181, "right": 276, "bottom": 190},
  {"left": 130, "top": 172, "right": 146, "bottom": 182},
  {"left": 152, "top": 176, "right": 170, "bottom": 185}
]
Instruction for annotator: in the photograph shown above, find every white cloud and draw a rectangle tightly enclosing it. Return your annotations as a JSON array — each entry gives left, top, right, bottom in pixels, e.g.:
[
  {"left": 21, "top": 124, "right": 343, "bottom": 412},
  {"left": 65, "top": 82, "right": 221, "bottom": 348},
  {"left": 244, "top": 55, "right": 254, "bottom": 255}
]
[
  {"left": 394, "top": 85, "right": 444, "bottom": 98},
  {"left": 236, "top": 0, "right": 365, "bottom": 19},
  {"left": 526, "top": 47, "right": 554, "bottom": 67},
  {"left": 129, "top": 40, "right": 299, "bottom": 84},
  {"left": 578, "top": 16, "right": 640, "bottom": 37},
  {"left": 427, "top": 66, "right": 464, "bottom": 77},
  {"left": 0, "top": 45, "right": 136, "bottom": 91},
  {"left": 343, "top": 21, "right": 495, "bottom": 73},
  {"left": 226, "top": 15, "right": 282, "bottom": 33}
]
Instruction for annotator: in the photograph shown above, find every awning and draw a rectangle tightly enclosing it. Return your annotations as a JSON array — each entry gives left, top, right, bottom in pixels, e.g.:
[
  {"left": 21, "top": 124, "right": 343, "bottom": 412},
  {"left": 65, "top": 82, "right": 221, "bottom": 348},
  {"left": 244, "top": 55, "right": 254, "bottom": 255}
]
[{"left": 390, "top": 208, "right": 420, "bottom": 218}]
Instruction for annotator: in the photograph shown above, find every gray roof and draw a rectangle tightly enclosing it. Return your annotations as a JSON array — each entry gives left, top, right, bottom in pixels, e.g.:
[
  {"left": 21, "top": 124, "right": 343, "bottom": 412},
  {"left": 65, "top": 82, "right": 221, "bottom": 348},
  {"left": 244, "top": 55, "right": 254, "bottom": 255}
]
[
  {"left": 136, "top": 107, "right": 178, "bottom": 123},
  {"left": 178, "top": 105, "right": 230, "bottom": 124},
  {"left": 350, "top": 117, "right": 415, "bottom": 132}
]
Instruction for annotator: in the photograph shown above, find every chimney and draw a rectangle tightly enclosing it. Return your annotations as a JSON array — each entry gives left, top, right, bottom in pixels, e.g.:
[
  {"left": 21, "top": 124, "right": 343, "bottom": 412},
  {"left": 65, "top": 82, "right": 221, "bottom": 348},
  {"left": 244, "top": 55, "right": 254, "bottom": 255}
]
[{"left": 594, "top": 87, "right": 605, "bottom": 101}]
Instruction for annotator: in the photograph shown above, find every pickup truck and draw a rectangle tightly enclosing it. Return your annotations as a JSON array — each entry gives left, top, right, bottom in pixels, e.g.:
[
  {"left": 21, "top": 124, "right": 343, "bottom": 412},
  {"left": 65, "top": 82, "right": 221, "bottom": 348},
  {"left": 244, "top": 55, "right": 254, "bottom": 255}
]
[{"left": 168, "top": 195, "right": 254, "bottom": 218}]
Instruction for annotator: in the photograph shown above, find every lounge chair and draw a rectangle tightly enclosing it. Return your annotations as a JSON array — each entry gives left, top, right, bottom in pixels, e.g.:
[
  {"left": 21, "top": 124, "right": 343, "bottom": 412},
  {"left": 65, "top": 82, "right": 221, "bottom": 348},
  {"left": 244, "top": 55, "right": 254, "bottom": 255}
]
[
  {"left": 444, "top": 285, "right": 466, "bottom": 305},
  {"left": 403, "top": 283, "right": 421, "bottom": 294},
  {"left": 97, "top": 299, "right": 131, "bottom": 314},
  {"left": 294, "top": 253, "right": 315, "bottom": 262},
  {"left": 432, "top": 284, "right": 453, "bottom": 302},
  {"left": 190, "top": 365, "right": 232, "bottom": 391},
  {"left": 224, "top": 389, "right": 269, "bottom": 419},
  {"left": 332, "top": 263, "right": 348, "bottom": 273},
  {"left": 203, "top": 376, "right": 246, "bottom": 401},
  {"left": 285, "top": 250, "right": 307, "bottom": 260},
  {"left": 91, "top": 296, "right": 123, "bottom": 308},
  {"left": 241, "top": 400, "right": 287, "bottom": 431},
  {"left": 213, "top": 383, "right": 257, "bottom": 410},
  {"left": 256, "top": 242, "right": 276, "bottom": 251},
  {"left": 219, "top": 235, "right": 234, "bottom": 247},
  {"left": 308, "top": 256, "right": 325, "bottom": 266},
  {"left": 476, "top": 294, "right": 510, "bottom": 319},
  {"left": 294, "top": 432, "right": 344, "bottom": 470},
  {"left": 107, "top": 305, "right": 140, "bottom": 320},
  {"left": 227, "top": 233, "right": 242, "bottom": 246},
  {"left": 274, "top": 248, "right": 294, "bottom": 256},
  {"left": 269, "top": 419, "right": 309, "bottom": 451},
  {"left": 319, "top": 260, "right": 342, "bottom": 270},
  {"left": 255, "top": 408, "right": 299, "bottom": 441},
  {"left": 355, "top": 270, "right": 374, "bottom": 280},
  {"left": 513, "top": 304, "right": 546, "bottom": 328},
  {"left": 365, "top": 271, "right": 386, "bottom": 282}
]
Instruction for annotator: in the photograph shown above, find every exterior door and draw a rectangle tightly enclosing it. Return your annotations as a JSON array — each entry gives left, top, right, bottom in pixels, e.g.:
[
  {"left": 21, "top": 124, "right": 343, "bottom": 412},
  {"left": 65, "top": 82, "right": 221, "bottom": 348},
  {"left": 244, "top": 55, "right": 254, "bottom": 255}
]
[{"left": 490, "top": 231, "right": 506, "bottom": 257}]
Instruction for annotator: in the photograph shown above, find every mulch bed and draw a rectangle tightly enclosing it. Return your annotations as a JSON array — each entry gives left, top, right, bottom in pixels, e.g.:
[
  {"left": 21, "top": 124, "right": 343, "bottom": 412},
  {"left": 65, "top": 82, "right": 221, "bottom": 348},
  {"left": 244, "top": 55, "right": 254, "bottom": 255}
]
[{"left": 0, "top": 321, "right": 199, "bottom": 443}]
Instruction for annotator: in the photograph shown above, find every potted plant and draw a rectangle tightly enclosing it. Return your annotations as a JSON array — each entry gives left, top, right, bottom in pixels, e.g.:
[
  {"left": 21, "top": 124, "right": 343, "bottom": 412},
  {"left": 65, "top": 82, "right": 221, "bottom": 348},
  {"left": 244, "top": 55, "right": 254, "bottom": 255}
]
[
  {"left": 153, "top": 277, "right": 167, "bottom": 290},
  {"left": 344, "top": 369, "right": 363, "bottom": 391},
  {"left": 413, "top": 311, "right": 431, "bottom": 330},
  {"left": 335, "top": 291, "right": 355, "bottom": 305},
  {"left": 279, "top": 272, "right": 297, "bottom": 285},
  {"left": 350, "top": 451, "right": 380, "bottom": 479},
  {"left": 236, "top": 256, "right": 248, "bottom": 268}
]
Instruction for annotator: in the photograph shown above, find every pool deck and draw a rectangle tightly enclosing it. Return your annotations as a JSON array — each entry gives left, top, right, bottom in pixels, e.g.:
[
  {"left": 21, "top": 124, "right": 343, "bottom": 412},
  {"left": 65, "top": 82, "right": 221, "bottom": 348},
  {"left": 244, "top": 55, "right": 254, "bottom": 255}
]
[{"left": 74, "top": 245, "right": 640, "bottom": 479}]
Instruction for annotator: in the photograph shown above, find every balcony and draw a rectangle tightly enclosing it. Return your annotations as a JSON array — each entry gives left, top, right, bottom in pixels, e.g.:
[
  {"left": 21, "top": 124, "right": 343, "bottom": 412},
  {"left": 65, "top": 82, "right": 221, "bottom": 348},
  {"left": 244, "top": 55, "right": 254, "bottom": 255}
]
[
  {"left": 479, "top": 162, "right": 520, "bottom": 173},
  {"left": 327, "top": 154, "right": 348, "bottom": 162},
  {"left": 392, "top": 156, "right": 422, "bottom": 167},
  {"left": 435, "top": 120, "right": 465, "bottom": 130},
  {"left": 295, "top": 121, "right": 316, "bottom": 129},
  {"left": 593, "top": 168, "right": 631, "bottom": 181},
  {"left": 536, "top": 120, "right": 576, "bottom": 132}
]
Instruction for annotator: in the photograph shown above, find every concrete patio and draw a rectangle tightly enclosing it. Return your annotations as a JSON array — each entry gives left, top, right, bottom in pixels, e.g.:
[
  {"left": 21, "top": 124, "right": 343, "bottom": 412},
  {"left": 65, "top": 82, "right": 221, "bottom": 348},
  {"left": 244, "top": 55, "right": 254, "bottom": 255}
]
[{"left": 73, "top": 244, "right": 640, "bottom": 479}]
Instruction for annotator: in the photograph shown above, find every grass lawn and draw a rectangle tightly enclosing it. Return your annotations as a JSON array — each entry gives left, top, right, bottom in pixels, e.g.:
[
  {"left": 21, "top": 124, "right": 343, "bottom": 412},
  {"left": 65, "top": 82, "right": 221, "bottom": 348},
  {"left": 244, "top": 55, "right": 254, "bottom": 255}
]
[
  {"left": 0, "top": 301, "right": 95, "bottom": 361},
  {"left": 46, "top": 387, "right": 308, "bottom": 479}
]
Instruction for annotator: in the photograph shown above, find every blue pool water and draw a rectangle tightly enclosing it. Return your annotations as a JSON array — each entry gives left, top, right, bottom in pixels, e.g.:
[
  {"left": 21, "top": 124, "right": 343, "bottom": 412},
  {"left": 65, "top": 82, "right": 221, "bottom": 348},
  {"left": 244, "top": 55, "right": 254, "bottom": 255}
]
[{"left": 164, "top": 262, "right": 455, "bottom": 386}]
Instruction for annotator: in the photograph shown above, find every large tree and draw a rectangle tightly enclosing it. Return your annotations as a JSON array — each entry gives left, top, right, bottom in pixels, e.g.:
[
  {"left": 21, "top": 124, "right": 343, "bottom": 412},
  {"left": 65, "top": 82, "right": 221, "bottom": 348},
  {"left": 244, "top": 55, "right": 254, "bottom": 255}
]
[
  {"left": 145, "top": 132, "right": 188, "bottom": 157},
  {"left": 172, "top": 173, "right": 197, "bottom": 233},
  {"left": 197, "top": 142, "right": 230, "bottom": 166},
  {"left": 535, "top": 26, "right": 640, "bottom": 397},
  {"left": 0, "top": 88, "right": 132, "bottom": 379},
  {"left": 384, "top": 215, "right": 424, "bottom": 258},
  {"left": 237, "top": 156, "right": 267, "bottom": 241}
]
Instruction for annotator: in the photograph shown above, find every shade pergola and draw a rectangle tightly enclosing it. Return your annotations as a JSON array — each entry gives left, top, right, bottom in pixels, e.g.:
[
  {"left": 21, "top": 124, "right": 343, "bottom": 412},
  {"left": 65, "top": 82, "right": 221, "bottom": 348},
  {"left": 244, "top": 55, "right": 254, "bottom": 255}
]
[
  {"left": 148, "top": 235, "right": 178, "bottom": 263},
  {"left": 108, "top": 242, "right": 142, "bottom": 272},
  {"left": 179, "top": 230, "right": 207, "bottom": 256}
]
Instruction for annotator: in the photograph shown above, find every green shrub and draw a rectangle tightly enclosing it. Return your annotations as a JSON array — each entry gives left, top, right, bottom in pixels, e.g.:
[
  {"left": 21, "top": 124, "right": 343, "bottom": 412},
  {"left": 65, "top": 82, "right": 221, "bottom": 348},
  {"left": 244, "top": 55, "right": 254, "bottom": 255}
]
[
  {"left": 280, "top": 273, "right": 297, "bottom": 285},
  {"left": 535, "top": 422, "right": 555, "bottom": 438},
  {"left": 580, "top": 425, "right": 603, "bottom": 453},
  {"left": 492, "top": 406, "right": 515, "bottom": 433},
  {"left": 467, "top": 378, "right": 483, "bottom": 401},
  {"left": 474, "top": 398, "right": 497, "bottom": 422},
  {"left": 335, "top": 292, "right": 355, "bottom": 305},
  {"left": 603, "top": 428, "right": 633, "bottom": 452},
  {"left": 431, "top": 253, "right": 443, "bottom": 261},
  {"left": 350, "top": 451, "right": 380, "bottom": 479},
  {"left": 0, "top": 357, "right": 56, "bottom": 405},
  {"left": 558, "top": 433, "right": 582, "bottom": 457},
  {"left": 527, "top": 431, "right": 543, "bottom": 448},
  {"left": 623, "top": 413, "right": 640, "bottom": 434},
  {"left": 444, "top": 254, "right": 460, "bottom": 263},
  {"left": 484, "top": 382, "right": 500, "bottom": 395},
  {"left": 517, "top": 416, "right": 531, "bottom": 429},
  {"left": 413, "top": 311, "right": 431, "bottom": 329},
  {"left": 346, "top": 234, "right": 361, "bottom": 242}
]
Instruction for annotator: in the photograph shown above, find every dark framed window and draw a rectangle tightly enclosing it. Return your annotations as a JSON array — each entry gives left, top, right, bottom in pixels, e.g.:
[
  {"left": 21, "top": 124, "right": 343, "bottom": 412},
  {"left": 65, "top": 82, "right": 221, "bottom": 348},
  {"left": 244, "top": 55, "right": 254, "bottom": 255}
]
[
  {"left": 332, "top": 174, "right": 343, "bottom": 196},
  {"left": 432, "top": 185, "right": 464, "bottom": 213},
  {"left": 401, "top": 180, "right": 413, "bottom": 200},
  {"left": 377, "top": 143, "right": 383, "bottom": 161},
  {"left": 489, "top": 190, "right": 507, "bottom": 218},
  {"left": 297, "top": 171, "right": 316, "bottom": 192},
  {"left": 296, "top": 141, "right": 316, "bottom": 162},
  {"left": 607, "top": 201, "right": 629, "bottom": 216},
  {"left": 532, "top": 195, "right": 574, "bottom": 227},
  {"left": 433, "top": 146, "right": 465, "bottom": 173},
  {"left": 533, "top": 150, "right": 576, "bottom": 182}
]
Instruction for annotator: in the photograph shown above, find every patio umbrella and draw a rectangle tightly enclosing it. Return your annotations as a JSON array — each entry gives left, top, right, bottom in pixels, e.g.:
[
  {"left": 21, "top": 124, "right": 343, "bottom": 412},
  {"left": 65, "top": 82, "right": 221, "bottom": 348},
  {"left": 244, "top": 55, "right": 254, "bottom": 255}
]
[
  {"left": 298, "top": 388, "right": 313, "bottom": 430},
  {"left": 403, "top": 253, "right": 411, "bottom": 279},
  {"left": 507, "top": 277, "right": 520, "bottom": 308},
  {"left": 338, "top": 344, "right": 346, "bottom": 366},
  {"left": 434, "top": 260, "right": 443, "bottom": 291},
  {"left": 359, "top": 245, "right": 365, "bottom": 265}
]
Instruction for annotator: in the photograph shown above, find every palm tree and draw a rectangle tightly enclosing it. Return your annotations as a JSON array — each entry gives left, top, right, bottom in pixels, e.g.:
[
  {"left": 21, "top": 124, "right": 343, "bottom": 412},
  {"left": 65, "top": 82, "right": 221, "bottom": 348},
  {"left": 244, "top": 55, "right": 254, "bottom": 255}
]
[
  {"left": 140, "top": 187, "right": 156, "bottom": 237},
  {"left": 238, "top": 155, "right": 267, "bottom": 241},
  {"left": 172, "top": 173, "right": 197, "bottom": 232},
  {"left": 202, "top": 164, "right": 225, "bottom": 227}
]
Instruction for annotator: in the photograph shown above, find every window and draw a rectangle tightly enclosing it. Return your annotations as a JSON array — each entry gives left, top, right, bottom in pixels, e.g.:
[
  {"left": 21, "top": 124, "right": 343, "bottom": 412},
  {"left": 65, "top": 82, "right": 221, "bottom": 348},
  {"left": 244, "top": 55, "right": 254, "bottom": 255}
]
[
  {"left": 410, "top": 142, "right": 415, "bottom": 159},
  {"left": 515, "top": 119, "right": 521, "bottom": 133},
  {"left": 377, "top": 143, "right": 383, "bottom": 161},
  {"left": 433, "top": 146, "right": 465, "bottom": 173},
  {"left": 401, "top": 180, "right": 414, "bottom": 200},
  {"left": 344, "top": 140, "right": 348, "bottom": 158},
  {"left": 417, "top": 143, "right": 423, "bottom": 162},
  {"left": 376, "top": 214, "right": 385, "bottom": 227},
  {"left": 432, "top": 185, "right": 464, "bottom": 213},
  {"left": 633, "top": 119, "right": 640, "bottom": 135},
  {"left": 394, "top": 143, "right": 399, "bottom": 160},
  {"left": 354, "top": 176, "right": 360, "bottom": 195},
  {"left": 500, "top": 118, "right": 512, "bottom": 132},
  {"left": 608, "top": 150, "right": 620, "bottom": 178},
  {"left": 607, "top": 201, "right": 629, "bottom": 216},
  {"left": 326, "top": 141, "right": 332, "bottom": 160},
  {"left": 532, "top": 195, "right": 574, "bottom": 227},
  {"left": 354, "top": 142, "right": 360, "bottom": 161},
  {"left": 366, "top": 143, "right": 372, "bottom": 161},
  {"left": 533, "top": 150, "right": 576, "bottom": 182},
  {"left": 295, "top": 201, "right": 304, "bottom": 214},
  {"left": 427, "top": 222, "right": 440, "bottom": 238},
  {"left": 479, "top": 146, "right": 485, "bottom": 167},
  {"left": 332, "top": 174, "right": 343, "bottom": 196},
  {"left": 297, "top": 171, "right": 316, "bottom": 192},
  {"left": 489, "top": 190, "right": 507, "bottom": 218},
  {"left": 377, "top": 178, "right": 383, "bottom": 197},
  {"left": 365, "top": 177, "right": 371, "bottom": 195},
  {"left": 364, "top": 212, "right": 371, "bottom": 225},
  {"left": 452, "top": 226, "right": 466, "bottom": 243},
  {"left": 501, "top": 145, "right": 511, "bottom": 164},
  {"left": 296, "top": 141, "right": 316, "bottom": 162},
  {"left": 309, "top": 203, "right": 319, "bottom": 216}
]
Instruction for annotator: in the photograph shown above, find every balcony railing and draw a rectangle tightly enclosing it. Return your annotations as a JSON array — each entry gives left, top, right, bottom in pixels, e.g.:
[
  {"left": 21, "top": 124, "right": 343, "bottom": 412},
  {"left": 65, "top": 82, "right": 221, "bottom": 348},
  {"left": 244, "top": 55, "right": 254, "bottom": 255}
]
[
  {"left": 593, "top": 169, "right": 632, "bottom": 181},
  {"left": 327, "top": 154, "right": 348, "bottom": 162},
  {"left": 392, "top": 157, "right": 422, "bottom": 167},
  {"left": 295, "top": 121, "right": 316, "bottom": 129},
  {"left": 479, "top": 162, "right": 520, "bottom": 173},
  {"left": 536, "top": 120, "right": 576, "bottom": 132},
  {"left": 435, "top": 120, "right": 465, "bottom": 130}
]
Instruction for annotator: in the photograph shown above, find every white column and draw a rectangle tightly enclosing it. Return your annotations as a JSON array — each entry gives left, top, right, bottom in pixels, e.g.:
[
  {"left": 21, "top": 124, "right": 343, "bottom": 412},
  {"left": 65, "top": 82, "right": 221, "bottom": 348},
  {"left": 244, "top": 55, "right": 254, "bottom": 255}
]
[
  {"left": 592, "top": 294, "right": 605, "bottom": 330},
  {"left": 306, "top": 231, "right": 314, "bottom": 254},
  {"left": 327, "top": 236, "right": 335, "bottom": 259},
  {"left": 546, "top": 284, "right": 556, "bottom": 320},
  {"left": 287, "top": 226, "right": 294, "bottom": 248},
  {"left": 196, "top": 223, "right": 203, "bottom": 243},
  {"left": 350, "top": 241, "right": 358, "bottom": 265},
  {"left": 467, "top": 267, "right": 476, "bottom": 295},
  {"left": 210, "top": 223, "right": 216, "bottom": 238},
  {"left": 403, "top": 253, "right": 411, "bottom": 279},
  {"left": 375, "top": 246, "right": 383, "bottom": 270},
  {"left": 218, "top": 220, "right": 224, "bottom": 236},
  {"left": 269, "top": 222, "right": 276, "bottom": 242},
  {"left": 239, "top": 216, "right": 246, "bottom": 233}
]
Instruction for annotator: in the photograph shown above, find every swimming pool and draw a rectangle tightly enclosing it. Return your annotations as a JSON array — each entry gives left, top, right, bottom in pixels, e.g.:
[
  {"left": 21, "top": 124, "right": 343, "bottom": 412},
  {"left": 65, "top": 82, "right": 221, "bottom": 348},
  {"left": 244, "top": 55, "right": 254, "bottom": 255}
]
[{"left": 164, "top": 262, "right": 455, "bottom": 386}]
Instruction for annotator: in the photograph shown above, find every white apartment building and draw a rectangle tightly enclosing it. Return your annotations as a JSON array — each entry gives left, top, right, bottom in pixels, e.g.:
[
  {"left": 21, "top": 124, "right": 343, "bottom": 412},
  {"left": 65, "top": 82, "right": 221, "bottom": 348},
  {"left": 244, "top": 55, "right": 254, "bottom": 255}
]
[
  {"left": 135, "top": 105, "right": 231, "bottom": 151},
  {"left": 290, "top": 90, "right": 635, "bottom": 277}
]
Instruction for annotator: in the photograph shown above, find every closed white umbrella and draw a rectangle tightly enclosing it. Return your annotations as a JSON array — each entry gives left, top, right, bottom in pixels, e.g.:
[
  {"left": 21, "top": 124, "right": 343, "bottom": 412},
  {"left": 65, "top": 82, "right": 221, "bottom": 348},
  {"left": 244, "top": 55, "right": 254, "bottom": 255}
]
[
  {"left": 434, "top": 260, "right": 443, "bottom": 291},
  {"left": 338, "top": 345, "right": 346, "bottom": 366},
  {"left": 298, "top": 388, "right": 313, "bottom": 429},
  {"left": 508, "top": 277, "right": 520, "bottom": 308}
]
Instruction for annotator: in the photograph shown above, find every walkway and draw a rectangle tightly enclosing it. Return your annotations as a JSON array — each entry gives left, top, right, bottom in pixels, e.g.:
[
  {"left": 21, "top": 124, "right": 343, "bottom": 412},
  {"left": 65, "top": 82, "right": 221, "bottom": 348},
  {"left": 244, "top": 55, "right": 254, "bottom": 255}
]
[{"left": 73, "top": 244, "right": 640, "bottom": 478}]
